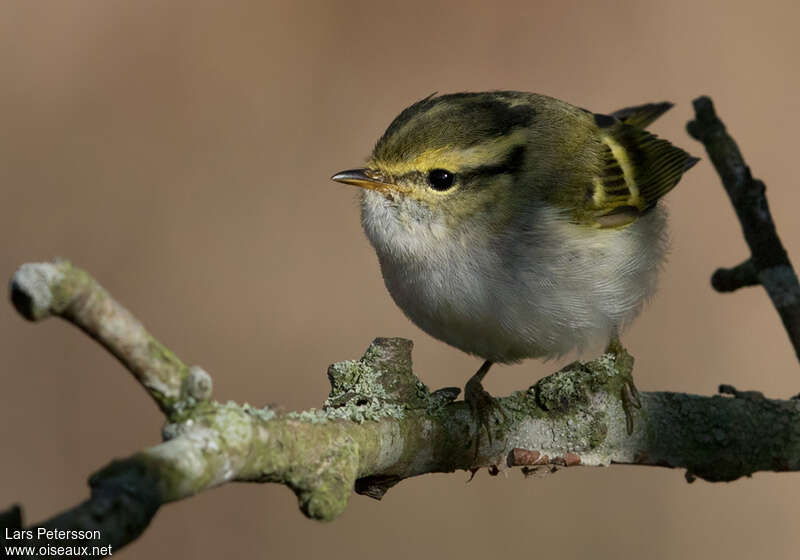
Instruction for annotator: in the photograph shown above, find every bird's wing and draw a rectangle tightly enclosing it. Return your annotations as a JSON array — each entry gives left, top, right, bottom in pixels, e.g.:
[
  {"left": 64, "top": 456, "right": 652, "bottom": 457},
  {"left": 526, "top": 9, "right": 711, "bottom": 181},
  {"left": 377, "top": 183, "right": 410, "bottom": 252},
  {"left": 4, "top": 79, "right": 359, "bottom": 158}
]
[
  {"left": 610, "top": 101, "right": 674, "bottom": 129},
  {"left": 576, "top": 115, "right": 698, "bottom": 229}
]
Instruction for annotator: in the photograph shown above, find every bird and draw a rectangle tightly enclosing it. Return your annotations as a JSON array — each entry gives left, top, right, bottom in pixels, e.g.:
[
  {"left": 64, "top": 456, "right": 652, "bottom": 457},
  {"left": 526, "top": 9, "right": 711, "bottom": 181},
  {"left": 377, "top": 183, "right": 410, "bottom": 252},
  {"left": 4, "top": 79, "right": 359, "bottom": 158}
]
[{"left": 332, "top": 91, "right": 697, "bottom": 448}]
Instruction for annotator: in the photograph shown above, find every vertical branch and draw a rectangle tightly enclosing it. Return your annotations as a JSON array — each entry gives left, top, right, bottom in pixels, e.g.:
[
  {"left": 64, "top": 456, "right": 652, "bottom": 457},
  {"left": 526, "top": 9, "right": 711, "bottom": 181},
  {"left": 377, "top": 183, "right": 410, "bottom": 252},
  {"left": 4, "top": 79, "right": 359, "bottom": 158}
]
[{"left": 687, "top": 96, "right": 800, "bottom": 362}]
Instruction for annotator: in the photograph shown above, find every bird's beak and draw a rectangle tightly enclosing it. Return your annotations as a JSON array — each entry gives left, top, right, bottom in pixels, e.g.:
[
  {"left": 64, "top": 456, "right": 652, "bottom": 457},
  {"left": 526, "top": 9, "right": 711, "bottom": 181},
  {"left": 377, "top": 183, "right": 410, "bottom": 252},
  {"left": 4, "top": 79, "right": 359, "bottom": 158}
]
[{"left": 330, "top": 168, "right": 403, "bottom": 194}]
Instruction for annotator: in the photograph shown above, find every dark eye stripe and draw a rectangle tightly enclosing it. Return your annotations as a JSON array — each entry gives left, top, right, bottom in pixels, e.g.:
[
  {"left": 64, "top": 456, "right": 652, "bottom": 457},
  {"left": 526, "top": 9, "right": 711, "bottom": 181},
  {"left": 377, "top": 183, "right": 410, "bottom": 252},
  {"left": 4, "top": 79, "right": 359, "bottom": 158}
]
[
  {"left": 391, "top": 143, "right": 527, "bottom": 187},
  {"left": 460, "top": 144, "right": 527, "bottom": 181}
]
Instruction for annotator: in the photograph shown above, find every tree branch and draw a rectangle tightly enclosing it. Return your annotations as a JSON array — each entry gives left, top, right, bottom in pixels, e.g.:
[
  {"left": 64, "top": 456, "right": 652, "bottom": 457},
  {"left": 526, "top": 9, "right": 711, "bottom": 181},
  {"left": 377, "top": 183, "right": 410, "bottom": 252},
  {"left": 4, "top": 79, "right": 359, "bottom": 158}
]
[
  {"left": 5, "top": 261, "right": 800, "bottom": 559},
  {"left": 9, "top": 260, "right": 204, "bottom": 416},
  {"left": 711, "top": 258, "right": 759, "bottom": 292},
  {"left": 687, "top": 96, "right": 800, "bottom": 361}
]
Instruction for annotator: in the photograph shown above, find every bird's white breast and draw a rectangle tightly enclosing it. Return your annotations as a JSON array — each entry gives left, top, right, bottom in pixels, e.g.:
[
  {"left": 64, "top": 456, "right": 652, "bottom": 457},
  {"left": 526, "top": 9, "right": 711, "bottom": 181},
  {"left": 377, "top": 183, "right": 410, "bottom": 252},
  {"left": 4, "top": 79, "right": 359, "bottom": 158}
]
[{"left": 360, "top": 191, "right": 667, "bottom": 363}]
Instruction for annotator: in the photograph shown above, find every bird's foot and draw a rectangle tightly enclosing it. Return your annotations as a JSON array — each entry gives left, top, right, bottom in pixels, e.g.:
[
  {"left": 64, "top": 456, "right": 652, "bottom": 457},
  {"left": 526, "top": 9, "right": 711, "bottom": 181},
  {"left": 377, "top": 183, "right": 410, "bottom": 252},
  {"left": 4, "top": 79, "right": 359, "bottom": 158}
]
[
  {"left": 465, "top": 371, "right": 507, "bottom": 459},
  {"left": 605, "top": 338, "right": 641, "bottom": 435},
  {"left": 620, "top": 377, "right": 641, "bottom": 435}
]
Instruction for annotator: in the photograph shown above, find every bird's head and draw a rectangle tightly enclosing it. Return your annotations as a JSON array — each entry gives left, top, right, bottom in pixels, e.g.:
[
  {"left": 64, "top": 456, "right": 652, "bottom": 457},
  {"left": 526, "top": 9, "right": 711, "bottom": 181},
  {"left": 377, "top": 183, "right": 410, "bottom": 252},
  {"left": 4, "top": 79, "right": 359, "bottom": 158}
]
[{"left": 332, "top": 92, "right": 538, "bottom": 238}]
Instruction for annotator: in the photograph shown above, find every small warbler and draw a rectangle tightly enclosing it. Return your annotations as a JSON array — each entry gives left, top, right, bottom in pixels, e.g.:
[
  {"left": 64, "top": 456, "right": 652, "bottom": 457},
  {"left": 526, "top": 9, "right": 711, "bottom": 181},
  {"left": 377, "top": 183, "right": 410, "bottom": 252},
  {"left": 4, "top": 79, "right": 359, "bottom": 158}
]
[{"left": 332, "top": 91, "right": 697, "bottom": 443}]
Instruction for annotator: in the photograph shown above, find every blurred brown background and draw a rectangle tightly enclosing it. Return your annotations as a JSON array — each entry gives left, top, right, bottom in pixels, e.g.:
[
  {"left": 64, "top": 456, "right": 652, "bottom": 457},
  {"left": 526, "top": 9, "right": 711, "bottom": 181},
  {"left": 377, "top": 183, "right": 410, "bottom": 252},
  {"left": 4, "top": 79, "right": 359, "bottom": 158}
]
[{"left": 2, "top": 0, "right": 799, "bottom": 558}]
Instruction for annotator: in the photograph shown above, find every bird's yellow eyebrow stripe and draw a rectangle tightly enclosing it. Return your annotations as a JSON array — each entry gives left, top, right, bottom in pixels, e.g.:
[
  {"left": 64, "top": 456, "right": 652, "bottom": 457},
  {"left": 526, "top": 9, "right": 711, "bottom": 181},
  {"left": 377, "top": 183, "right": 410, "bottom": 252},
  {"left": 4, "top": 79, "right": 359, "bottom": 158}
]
[{"left": 374, "top": 129, "right": 528, "bottom": 176}]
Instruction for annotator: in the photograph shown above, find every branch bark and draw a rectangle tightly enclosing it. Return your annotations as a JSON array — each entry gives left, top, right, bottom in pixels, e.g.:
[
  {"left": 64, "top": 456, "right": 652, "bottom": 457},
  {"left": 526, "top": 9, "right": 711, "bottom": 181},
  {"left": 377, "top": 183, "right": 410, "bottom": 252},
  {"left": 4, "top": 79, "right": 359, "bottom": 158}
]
[
  {"left": 4, "top": 97, "right": 799, "bottom": 559},
  {"left": 687, "top": 96, "right": 800, "bottom": 360}
]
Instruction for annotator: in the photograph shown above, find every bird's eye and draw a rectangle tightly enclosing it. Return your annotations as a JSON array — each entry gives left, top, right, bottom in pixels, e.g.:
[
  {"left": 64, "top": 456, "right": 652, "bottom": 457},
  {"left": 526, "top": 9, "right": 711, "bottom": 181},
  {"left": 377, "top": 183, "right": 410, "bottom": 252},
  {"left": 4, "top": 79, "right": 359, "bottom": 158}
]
[{"left": 427, "top": 168, "right": 455, "bottom": 191}]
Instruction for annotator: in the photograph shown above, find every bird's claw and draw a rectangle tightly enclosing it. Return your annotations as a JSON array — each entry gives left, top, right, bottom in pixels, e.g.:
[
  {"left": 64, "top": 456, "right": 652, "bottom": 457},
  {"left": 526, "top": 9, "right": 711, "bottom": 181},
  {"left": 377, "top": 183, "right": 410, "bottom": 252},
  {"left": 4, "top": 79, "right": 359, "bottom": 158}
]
[
  {"left": 605, "top": 337, "right": 640, "bottom": 435},
  {"left": 465, "top": 377, "right": 507, "bottom": 457},
  {"left": 621, "top": 378, "right": 641, "bottom": 435}
]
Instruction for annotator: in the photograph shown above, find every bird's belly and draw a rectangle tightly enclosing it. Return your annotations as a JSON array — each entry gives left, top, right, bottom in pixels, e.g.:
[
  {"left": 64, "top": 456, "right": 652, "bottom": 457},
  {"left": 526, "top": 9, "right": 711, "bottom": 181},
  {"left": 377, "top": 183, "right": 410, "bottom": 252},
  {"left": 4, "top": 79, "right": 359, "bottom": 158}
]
[
  {"left": 380, "top": 256, "right": 533, "bottom": 362},
  {"left": 380, "top": 257, "right": 581, "bottom": 362},
  {"left": 377, "top": 209, "right": 666, "bottom": 363}
]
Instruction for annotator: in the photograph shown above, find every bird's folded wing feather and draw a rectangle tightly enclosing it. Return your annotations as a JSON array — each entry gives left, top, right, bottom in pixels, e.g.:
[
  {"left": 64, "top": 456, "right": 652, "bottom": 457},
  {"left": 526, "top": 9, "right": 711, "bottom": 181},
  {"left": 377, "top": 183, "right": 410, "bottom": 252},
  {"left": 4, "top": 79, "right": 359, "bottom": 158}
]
[{"left": 578, "top": 105, "right": 698, "bottom": 228}]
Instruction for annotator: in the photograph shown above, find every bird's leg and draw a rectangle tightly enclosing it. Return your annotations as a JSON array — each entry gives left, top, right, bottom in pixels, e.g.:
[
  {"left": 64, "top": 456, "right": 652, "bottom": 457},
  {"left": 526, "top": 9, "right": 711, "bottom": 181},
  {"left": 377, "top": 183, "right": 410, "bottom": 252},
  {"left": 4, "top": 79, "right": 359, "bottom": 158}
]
[
  {"left": 464, "top": 360, "right": 507, "bottom": 457},
  {"left": 605, "top": 337, "right": 641, "bottom": 434}
]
